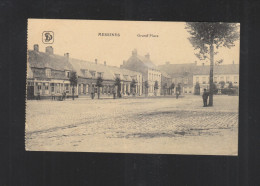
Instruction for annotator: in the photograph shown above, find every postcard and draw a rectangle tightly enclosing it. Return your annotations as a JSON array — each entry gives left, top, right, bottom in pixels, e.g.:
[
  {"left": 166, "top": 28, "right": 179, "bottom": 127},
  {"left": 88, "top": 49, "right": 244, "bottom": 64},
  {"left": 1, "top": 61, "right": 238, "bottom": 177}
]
[{"left": 26, "top": 19, "right": 240, "bottom": 155}]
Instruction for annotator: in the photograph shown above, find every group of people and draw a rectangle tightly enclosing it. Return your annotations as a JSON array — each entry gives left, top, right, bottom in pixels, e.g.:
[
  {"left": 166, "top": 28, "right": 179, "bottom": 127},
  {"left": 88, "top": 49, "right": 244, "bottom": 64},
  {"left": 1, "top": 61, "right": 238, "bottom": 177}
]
[{"left": 51, "top": 91, "right": 67, "bottom": 101}]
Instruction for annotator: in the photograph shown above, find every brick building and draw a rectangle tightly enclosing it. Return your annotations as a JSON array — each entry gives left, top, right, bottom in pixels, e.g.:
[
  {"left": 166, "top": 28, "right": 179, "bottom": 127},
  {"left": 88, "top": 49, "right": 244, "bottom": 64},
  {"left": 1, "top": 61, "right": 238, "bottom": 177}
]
[
  {"left": 27, "top": 44, "right": 142, "bottom": 99},
  {"left": 27, "top": 45, "right": 77, "bottom": 99}
]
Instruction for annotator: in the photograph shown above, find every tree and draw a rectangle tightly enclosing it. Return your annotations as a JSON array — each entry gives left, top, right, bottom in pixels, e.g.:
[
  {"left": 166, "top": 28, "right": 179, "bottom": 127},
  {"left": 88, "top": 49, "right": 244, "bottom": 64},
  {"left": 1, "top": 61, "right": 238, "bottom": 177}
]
[
  {"left": 177, "top": 83, "right": 181, "bottom": 94},
  {"left": 130, "top": 79, "right": 136, "bottom": 96},
  {"left": 96, "top": 77, "right": 103, "bottom": 99},
  {"left": 114, "top": 77, "right": 121, "bottom": 98},
  {"left": 69, "top": 71, "right": 78, "bottom": 100},
  {"left": 144, "top": 81, "right": 149, "bottom": 97},
  {"left": 163, "top": 83, "right": 167, "bottom": 96},
  {"left": 219, "top": 81, "right": 225, "bottom": 89},
  {"left": 186, "top": 23, "right": 239, "bottom": 106},
  {"left": 170, "top": 83, "right": 175, "bottom": 95},
  {"left": 228, "top": 82, "right": 233, "bottom": 88},
  {"left": 212, "top": 83, "right": 218, "bottom": 94},
  {"left": 154, "top": 81, "right": 159, "bottom": 96},
  {"left": 194, "top": 82, "right": 200, "bottom": 95}
]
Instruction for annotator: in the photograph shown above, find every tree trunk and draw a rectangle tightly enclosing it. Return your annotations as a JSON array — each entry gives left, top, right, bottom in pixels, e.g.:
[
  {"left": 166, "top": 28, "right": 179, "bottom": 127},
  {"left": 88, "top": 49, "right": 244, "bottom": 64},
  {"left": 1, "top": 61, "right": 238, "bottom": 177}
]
[
  {"left": 208, "top": 44, "right": 214, "bottom": 106},
  {"left": 98, "top": 87, "right": 100, "bottom": 99},
  {"left": 72, "top": 86, "right": 74, "bottom": 100}
]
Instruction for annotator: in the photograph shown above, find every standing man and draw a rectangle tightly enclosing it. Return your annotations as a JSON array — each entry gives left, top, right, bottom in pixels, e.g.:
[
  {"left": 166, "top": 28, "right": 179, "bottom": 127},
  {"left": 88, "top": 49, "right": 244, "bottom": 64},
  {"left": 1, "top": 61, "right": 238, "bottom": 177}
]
[
  {"left": 202, "top": 89, "right": 209, "bottom": 107},
  {"left": 176, "top": 90, "right": 179, "bottom": 99}
]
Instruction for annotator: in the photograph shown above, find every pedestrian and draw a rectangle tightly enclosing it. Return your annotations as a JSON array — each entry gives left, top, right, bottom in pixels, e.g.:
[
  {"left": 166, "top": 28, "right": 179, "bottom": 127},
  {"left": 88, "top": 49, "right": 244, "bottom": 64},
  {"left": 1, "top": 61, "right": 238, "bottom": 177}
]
[
  {"left": 51, "top": 92, "right": 55, "bottom": 100},
  {"left": 37, "top": 92, "right": 41, "bottom": 100},
  {"left": 91, "top": 89, "right": 95, "bottom": 99},
  {"left": 202, "top": 89, "right": 209, "bottom": 107},
  {"left": 62, "top": 91, "right": 66, "bottom": 101},
  {"left": 113, "top": 89, "right": 116, "bottom": 99},
  {"left": 176, "top": 90, "right": 179, "bottom": 99}
]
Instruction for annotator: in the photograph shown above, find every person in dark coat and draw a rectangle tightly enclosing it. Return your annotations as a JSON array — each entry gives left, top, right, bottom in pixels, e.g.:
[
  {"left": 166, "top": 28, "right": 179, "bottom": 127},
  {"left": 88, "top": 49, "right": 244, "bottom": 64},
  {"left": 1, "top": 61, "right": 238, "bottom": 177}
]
[{"left": 202, "top": 89, "right": 209, "bottom": 107}]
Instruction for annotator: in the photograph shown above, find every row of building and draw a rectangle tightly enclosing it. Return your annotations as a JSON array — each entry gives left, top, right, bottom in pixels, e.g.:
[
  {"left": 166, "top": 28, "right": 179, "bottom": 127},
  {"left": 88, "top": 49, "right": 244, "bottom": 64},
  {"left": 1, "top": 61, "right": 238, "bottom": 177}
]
[{"left": 26, "top": 44, "right": 239, "bottom": 99}]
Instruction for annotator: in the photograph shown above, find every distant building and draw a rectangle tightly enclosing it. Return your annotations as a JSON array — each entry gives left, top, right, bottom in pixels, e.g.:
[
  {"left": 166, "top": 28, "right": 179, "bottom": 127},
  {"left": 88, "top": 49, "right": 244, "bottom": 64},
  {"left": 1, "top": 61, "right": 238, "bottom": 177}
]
[
  {"left": 193, "top": 63, "right": 239, "bottom": 94},
  {"left": 27, "top": 44, "right": 76, "bottom": 99},
  {"left": 160, "top": 71, "right": 173, "bottom": 95},
  {"left": 121, "top": 49, "right": 162, "bottom": 96},
  {"left": 158, "top": 62, "right": 197, "bottom": 94}
]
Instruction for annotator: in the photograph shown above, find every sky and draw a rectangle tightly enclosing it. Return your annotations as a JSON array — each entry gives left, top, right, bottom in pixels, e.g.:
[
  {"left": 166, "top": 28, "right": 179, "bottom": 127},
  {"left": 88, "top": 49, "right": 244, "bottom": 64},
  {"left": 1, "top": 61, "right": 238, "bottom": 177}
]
[{"left": 28, "top": 19, "right": 240, "bottom": 67}]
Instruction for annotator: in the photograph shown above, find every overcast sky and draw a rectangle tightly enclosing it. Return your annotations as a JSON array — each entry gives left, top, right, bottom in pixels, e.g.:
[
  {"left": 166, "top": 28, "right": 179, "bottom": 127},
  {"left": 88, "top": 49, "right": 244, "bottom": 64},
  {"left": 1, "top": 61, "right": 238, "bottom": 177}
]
[{"left": 28, "top": 19, "right": 240, "bottom": 67}]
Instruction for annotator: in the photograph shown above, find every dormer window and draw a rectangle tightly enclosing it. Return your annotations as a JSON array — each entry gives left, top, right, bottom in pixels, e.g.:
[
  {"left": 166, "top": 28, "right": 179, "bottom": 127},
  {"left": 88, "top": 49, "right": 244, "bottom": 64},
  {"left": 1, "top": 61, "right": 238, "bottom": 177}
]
[
  {"left": 81, "top": 69, "right": 88, "bottom": 77},
  {"left": 97, "top": 72, "right": 103, "bottom": 78},
  {"left": 123, "top": 75, "right": 128, "bottom": 80},
  {"left": 90, "top": 71, "right": 96, "bottom": 78},
  {"left": 65, "top": 71, "right": 70, "bottom": 78},
  {"left": 115, "top": 74, "right": 120, "bottom": 79},
  {"left": 46, "top": 68, "right": 51, "bottom": 77}
]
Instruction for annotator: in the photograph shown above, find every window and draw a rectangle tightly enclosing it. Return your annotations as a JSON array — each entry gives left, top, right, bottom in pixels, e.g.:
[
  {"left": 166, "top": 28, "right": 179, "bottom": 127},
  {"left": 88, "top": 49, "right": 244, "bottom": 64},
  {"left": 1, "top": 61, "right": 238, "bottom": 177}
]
[
  {"left": 45, "top": 83, "right": 49, "bottom": 90},
  {"left": 226, "top": 76, "right": 230, "bottom": 83},
  {"left": 86, "top": 84, "right": 89, "bottom": 93},
  {"left": 184, "top": 77, "right": 188, "bottom": 84},
  {"left": 46, "top": 69, "right": 51, "bottom": 77},
  {"left": 202, "top": 77, "right": 206, "bottom": 84},
  {"left": 220, "top": 76, "right": 224, "bottom": 81},
  {"left": 51, "top": 83, "right": 54, "bottom": 92},
  {"left": 214, "top": 76, "right": 218, "bottom": 83}
]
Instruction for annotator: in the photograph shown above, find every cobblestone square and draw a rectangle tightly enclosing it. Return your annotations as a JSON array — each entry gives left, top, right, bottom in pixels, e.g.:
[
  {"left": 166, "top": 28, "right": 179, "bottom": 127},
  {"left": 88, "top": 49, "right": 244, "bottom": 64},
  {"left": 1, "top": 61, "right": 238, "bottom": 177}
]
[{"left": 26, "top": 95, "right": 238, "bottom": 155}]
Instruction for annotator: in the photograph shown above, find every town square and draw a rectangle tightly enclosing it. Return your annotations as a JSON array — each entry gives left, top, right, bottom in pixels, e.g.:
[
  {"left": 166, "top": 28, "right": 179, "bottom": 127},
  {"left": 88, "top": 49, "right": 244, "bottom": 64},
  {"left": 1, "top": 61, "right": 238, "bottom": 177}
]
[
  {"left": 26, "top": 95, "right": 238, "bottom": 155},
  {"left": 26, "top": 20, "right": 239, "bottom": 155}
]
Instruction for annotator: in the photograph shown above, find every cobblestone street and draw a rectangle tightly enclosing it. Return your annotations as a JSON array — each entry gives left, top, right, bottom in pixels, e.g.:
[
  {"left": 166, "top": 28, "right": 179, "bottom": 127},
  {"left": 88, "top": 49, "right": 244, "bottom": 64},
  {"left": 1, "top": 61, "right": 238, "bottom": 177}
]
[{"left": 26, "top": 95, "right": 238, "bottom": 155}]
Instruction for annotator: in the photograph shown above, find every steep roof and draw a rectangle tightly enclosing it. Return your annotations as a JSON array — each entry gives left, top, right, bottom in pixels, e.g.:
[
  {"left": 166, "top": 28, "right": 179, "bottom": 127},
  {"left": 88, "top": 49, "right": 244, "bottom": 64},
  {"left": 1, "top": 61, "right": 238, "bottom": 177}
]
[
  {"left": 135, "top": 55, "right": 158, "bottom": 69},
  {"left": 69, "top": 58, "right": 142, "bottom": 81},
  {"left": 160, "top": 70, "right": 171, "bottom": 79},
  {"left": 193, "top": 64, "right": 239, "bottom": 75},
  {"left": 28, "top": 50, "right": 74, "bottom": 71}
]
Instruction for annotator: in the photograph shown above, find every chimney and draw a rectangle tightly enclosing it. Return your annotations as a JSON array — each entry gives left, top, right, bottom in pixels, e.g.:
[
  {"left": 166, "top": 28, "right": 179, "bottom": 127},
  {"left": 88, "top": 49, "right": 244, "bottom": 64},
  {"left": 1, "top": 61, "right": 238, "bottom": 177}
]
[
  {"left": 132, "top": 49, "right": 137, "bottom": 56},
  {"left": 202, "top": 63, "right": 204, "bottom": 66},
  {"left": 145, "top": 53, "right": 150, "bottom": 59},
  {"left": 233, "top": 60, "right": 234, "bottom": 64},
  {"left": 45, "top": 46, "right": 54, "bottom": 55},
  {"left": 195, "top": 61, "right": 197, "bottom": 65},
  {"left": 33, "top": 44, "right": 39, "bottom": 52},
  {"left": 166, "top": 61, "right": 170, "bottom": 65},
  {"left": 104, "top": 61, "right": 106, "bottom": 66},
  {"left": 95, "top": 59, "right": 98, "bottom": 64},
  {"left": 64, "top": 53, "right": 69, "bottom": 59}
]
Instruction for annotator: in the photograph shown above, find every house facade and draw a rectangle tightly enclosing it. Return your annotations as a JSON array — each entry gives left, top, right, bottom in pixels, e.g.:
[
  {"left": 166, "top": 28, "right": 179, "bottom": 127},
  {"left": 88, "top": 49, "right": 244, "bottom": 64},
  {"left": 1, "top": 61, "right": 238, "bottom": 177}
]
[
  {"left": 120, "top": 49, "right": 162, "bottom": 96},
  {"left": 27, "top": 45, "right": 77, "bottom": 99},
  {"left": 70, "top": 58, "right": 143, "bottom": 97},
  {"left": 193, "top": 63, "right": 239, "bottom": 94},
  {"left": 27, "top": 44, "right": 143, "bottom": 100}
]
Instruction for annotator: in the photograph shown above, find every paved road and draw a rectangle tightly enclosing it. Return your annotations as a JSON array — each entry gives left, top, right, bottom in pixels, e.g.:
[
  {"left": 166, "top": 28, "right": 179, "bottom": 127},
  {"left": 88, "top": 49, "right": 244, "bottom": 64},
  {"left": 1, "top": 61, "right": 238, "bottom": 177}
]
[{"left": 26, "top": 95, "right": 238, "bottom": 155}]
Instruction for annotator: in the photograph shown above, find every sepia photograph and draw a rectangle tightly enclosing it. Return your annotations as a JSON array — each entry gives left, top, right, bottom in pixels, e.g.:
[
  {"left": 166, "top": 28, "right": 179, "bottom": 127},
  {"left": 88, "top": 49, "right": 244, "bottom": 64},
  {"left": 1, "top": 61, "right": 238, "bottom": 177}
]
[{"left": 26, "top": 19, "right": 240, "bottom": 155}]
